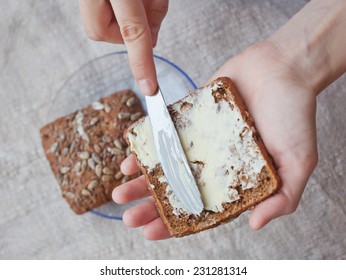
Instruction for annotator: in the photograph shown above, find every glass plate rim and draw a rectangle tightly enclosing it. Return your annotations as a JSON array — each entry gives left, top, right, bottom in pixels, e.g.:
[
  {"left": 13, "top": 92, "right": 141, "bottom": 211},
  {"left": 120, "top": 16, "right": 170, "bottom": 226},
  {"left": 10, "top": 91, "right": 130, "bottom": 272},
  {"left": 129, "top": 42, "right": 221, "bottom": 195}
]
[{"left": 54, "top": 51, "right": 197, "bottom": 221}]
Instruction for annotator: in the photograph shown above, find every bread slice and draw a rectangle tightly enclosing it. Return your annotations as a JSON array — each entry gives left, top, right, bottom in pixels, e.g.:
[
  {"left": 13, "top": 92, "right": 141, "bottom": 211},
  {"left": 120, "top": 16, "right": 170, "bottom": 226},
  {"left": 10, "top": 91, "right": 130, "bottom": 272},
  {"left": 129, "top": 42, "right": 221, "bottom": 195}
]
[
  {"left": 40, "top": 90, "right": 144, "bottom": 214},
  {"left": 126, "top": 77, "right": 281, "bottom": 237}
]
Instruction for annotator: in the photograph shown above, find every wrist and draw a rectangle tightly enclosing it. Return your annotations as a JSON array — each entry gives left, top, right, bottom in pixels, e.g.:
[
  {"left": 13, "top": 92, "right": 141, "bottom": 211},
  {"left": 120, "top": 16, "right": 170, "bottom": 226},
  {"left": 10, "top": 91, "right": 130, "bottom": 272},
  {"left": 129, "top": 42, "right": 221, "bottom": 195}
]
[
  {"left": 263, "top": 37, "right": 321, "bottom": 96},
  {"left": 266, "top": 0, "right": 346, "bottom": 96}
]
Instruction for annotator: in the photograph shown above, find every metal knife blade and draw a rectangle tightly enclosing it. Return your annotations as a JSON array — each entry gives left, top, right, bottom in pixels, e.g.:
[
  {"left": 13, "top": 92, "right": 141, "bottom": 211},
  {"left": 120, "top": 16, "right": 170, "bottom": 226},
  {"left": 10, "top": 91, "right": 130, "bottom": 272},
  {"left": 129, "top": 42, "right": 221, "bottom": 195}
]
[{"left": 145, "top": 86, "right": 204, "bottom": 215}]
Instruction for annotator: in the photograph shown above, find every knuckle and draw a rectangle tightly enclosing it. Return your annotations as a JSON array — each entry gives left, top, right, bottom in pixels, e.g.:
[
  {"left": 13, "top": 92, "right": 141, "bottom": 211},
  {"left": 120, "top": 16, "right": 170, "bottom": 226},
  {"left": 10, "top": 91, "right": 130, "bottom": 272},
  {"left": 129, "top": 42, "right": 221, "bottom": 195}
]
[
  {"left": 131, "top": 59, "right": 147, "bottom": 73},
  {"left": 310, "top": 152, "right": 319, "bottom": 170},
  {"left": 120, "top": 23, "right": 147, "bottom": 43},
  {"left": 285, "top": 203, "right": 298, "bottom": 215},
  {"left": 301, "top": 151, "right": 319, "bottom": 174},
  {"left": 283, "top": 196, "right": 298, "bottom": 215},
  {"left": 85, "top": 27, "right": 105, "bottom": 42},
  {"left": 150, "top": 2, "right": 169, "bottom": 16},
  {"left": 287, "top": 149, "right": 319, "bottom": 177}
]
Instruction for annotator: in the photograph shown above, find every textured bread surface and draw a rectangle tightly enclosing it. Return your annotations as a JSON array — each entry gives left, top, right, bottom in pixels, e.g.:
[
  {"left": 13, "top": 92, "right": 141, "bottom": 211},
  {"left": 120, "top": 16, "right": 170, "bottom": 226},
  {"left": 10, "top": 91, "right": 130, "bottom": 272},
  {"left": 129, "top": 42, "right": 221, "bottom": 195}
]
[
  {"left": 40, "top": 90, "right": 144, "bottom": 214},
  {"left": 126, "top": 78, "right": 281, "bottom": 237}
]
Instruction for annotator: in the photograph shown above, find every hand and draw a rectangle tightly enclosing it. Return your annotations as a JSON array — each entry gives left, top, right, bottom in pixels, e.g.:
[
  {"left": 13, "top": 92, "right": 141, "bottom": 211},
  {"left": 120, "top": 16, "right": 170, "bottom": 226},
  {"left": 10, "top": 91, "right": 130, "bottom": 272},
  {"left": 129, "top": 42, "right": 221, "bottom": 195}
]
[
  {"left": 78, "top": 0, "right": 169, "bottom": 95},
  {"left": 112, "top": 41, "right": 318, "bottom": 240}
]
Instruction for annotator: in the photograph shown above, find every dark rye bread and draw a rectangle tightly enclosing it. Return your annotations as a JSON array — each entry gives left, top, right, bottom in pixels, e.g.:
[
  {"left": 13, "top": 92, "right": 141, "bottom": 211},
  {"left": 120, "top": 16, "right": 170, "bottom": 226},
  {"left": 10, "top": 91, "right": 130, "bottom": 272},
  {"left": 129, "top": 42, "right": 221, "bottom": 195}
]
[
  {"left": 126, "top": 78, "right": 281, "bottom": 237},
  {"left": 40, "top": 90, "right": 144, "bottom": 214}
]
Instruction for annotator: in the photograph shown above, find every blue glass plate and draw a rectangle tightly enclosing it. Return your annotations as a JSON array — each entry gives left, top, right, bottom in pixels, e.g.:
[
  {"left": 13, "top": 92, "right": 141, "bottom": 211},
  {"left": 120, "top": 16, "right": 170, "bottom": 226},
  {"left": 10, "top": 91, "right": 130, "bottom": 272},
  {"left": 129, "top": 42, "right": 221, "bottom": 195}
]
[{"left": 49, "top": 51, "right": 197, "bottom": 220}]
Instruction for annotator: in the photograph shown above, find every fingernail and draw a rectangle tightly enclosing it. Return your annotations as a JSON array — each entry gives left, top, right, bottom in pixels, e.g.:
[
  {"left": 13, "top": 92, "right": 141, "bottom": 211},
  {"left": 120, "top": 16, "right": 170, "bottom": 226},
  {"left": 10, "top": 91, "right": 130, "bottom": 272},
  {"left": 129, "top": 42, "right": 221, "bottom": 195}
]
[
  {"left": 138, "top": 79, "right": 155, "bottom": 96},
  {"left": 111, "top": 188, "right": 119, "bottom": 203}
]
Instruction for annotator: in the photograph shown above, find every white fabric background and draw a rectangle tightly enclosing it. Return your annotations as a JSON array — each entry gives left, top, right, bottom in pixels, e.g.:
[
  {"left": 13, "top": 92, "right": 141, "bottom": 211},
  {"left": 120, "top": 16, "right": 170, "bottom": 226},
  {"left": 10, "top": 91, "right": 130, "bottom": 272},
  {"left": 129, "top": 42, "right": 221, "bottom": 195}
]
[{"left": 1, "top": 0, "right": 345, "bottom": 259}]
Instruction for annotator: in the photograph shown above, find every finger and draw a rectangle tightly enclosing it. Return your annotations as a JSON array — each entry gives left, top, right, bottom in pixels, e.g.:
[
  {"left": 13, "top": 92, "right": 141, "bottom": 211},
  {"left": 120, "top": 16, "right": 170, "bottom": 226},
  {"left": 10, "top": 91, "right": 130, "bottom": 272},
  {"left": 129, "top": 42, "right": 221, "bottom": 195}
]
[
  {"left": 249, "top": 166, "right": 310, "bottom": 230},
  {"left": 249, "top": 191, "right": 292, "bottom": 230},
  {"left": 120, "top": 154, "right": 140, "bottom": 175},
  {"left": 122, "top": 198, "right": 159, "bottom": 227},
  {"left": 143, "top": 0, "right": 169, "bottom": 47},
  {"left": 78, "top": 0, "right": 123, "bottom": 43},
  {"left": 112, "top": 175, "right": 150, "bottom": 204},
  {"left": 142, "top": 217, "right": 171, "bottom": 240},
  {"left": 110, "top": 0, "right": 157, "bottom": 95}
]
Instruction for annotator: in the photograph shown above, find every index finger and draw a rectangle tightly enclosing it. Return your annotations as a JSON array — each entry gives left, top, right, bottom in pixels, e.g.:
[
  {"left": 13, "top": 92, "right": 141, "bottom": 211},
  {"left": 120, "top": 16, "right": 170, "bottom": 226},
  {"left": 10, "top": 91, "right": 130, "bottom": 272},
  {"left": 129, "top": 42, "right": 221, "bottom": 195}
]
[{"left": 110, "top": 0, "right": 157, "bottom": 95}]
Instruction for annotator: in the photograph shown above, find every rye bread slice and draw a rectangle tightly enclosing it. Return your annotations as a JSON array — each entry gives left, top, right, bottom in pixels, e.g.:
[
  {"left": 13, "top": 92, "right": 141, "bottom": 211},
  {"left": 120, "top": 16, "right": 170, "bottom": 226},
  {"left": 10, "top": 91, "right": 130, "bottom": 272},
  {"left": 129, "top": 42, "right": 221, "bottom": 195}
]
[
  {"left": 126, "top": 77, "right": 281, "bottom": 237},
  {"left": 40, "top": 90, "right": 144, "bottom": 214}
]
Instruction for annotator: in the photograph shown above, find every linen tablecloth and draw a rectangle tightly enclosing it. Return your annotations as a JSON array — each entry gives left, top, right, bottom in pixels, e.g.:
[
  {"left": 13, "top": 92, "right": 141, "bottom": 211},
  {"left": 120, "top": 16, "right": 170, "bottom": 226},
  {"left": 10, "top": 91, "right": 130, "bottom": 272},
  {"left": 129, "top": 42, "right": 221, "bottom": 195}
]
[{"left": 1, "top": 0, "right": 345, "bottom": 259}]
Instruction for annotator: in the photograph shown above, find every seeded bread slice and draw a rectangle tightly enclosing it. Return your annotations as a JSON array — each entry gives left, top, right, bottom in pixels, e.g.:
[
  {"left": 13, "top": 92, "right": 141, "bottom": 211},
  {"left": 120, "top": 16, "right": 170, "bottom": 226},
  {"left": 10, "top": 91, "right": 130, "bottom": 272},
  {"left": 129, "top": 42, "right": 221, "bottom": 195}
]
[
  {"left": 40, "top": 90, "right": 144, "bottom": 214},
  {"left": 126, "top": 77, "right": 281, "bottom": 237}
]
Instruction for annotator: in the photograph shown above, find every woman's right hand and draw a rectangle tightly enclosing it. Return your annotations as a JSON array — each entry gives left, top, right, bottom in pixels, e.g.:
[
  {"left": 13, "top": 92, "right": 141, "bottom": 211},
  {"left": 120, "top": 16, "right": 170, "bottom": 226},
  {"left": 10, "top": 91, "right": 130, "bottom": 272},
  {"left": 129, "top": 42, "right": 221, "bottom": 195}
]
[{"left": 78, "top": 0, "right": 169, "bottom": 95}]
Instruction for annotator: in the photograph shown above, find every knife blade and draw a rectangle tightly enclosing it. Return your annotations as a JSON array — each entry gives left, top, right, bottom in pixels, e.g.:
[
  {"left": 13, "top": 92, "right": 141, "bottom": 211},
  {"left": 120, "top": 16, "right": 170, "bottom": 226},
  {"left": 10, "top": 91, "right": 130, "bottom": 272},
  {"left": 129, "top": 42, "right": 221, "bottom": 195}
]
[{"left": 145, "top": 86, "right": 204, "bottom": 215}]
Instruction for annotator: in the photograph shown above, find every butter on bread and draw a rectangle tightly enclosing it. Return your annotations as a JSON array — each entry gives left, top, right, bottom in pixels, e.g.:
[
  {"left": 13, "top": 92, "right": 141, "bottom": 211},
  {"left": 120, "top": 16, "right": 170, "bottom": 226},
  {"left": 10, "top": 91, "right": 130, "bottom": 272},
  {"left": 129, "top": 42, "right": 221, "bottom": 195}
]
[{"left": 126, "top": 77, "right": 281, "bottom": 237}]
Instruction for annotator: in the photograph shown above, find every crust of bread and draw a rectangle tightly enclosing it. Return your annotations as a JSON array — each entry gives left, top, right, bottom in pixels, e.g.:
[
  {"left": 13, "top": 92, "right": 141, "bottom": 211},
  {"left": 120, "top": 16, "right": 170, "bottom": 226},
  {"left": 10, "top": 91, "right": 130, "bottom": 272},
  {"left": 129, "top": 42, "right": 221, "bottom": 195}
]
[{"left": 126, "top": 77, "right": 281, "bottom": 237}]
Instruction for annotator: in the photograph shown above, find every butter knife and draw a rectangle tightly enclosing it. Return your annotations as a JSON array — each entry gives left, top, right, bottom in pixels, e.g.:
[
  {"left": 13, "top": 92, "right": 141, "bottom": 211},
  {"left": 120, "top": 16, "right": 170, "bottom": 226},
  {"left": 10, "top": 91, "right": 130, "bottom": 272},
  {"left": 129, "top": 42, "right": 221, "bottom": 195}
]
[{"left": 145, "top": 86, "right": 204, "bottom": 215}]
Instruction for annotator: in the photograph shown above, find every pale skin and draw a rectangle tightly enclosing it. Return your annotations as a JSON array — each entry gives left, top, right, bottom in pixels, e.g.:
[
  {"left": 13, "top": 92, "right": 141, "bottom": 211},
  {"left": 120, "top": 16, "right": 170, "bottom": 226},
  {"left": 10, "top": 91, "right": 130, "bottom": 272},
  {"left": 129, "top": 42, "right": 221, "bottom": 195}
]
[
  {"left": 79, "top": 0, "right": 346, "bottom": 240},
  {"left": 79, "top": 0, "right": 168, "bottom": 95}
]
